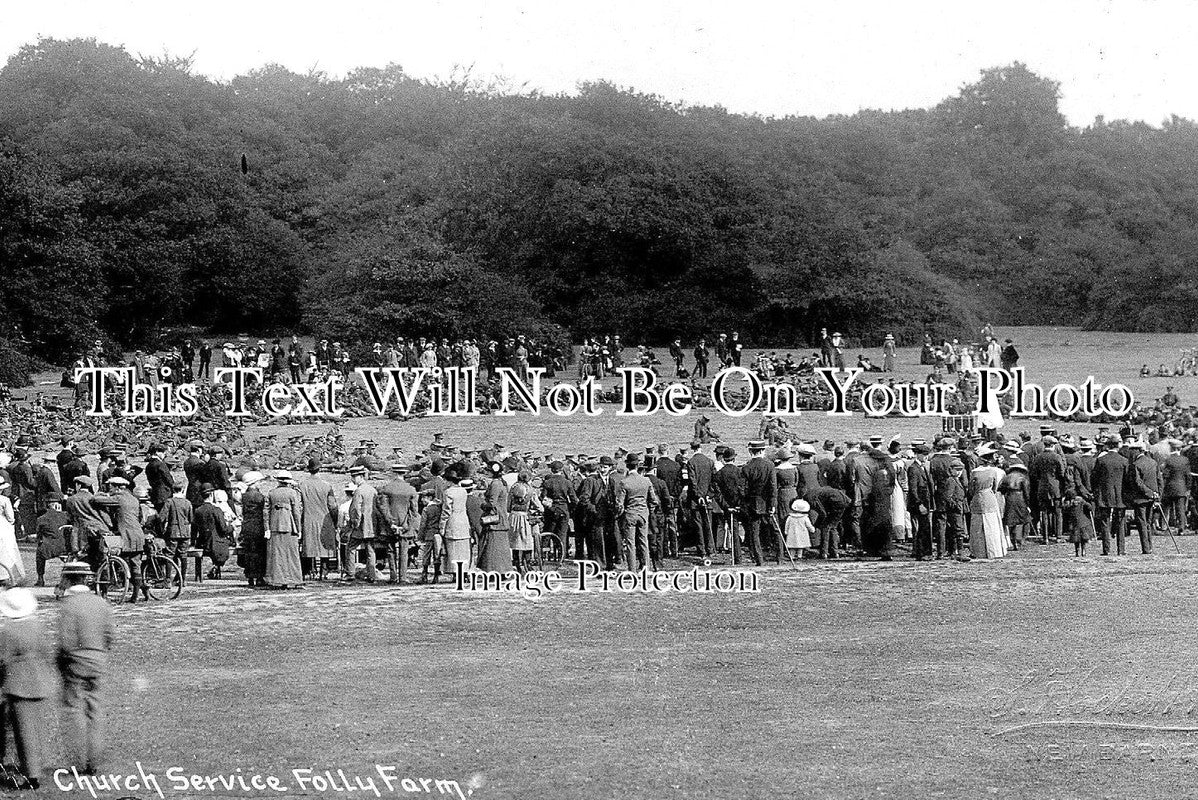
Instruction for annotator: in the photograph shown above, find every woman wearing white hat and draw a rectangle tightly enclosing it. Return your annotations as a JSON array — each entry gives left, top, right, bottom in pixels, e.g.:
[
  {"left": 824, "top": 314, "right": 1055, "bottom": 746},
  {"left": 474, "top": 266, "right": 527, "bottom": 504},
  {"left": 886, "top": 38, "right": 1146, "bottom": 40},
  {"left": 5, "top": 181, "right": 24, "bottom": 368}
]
[
  {"left": 968, "top": 443, "right": 1007, "bottom": 559},
  {"left": 0, "top": 587, "right": 54, "bottom": 788},
  {"left": 0, "top": 476, "right": 24, "bottom": 586}
]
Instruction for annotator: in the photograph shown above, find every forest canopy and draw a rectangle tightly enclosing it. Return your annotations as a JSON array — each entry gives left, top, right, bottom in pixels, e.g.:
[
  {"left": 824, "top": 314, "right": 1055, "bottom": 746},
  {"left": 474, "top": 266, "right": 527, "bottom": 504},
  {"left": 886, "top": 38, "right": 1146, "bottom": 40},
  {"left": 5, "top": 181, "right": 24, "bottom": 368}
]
[{"left": 2, "top": 38, "right": 1197, "bottom": 369}]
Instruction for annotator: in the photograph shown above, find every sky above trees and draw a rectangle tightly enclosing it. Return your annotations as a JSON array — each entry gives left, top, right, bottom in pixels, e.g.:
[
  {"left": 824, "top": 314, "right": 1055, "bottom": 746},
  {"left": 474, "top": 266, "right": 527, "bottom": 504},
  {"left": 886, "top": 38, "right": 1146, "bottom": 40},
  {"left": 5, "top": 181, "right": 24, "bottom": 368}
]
[{"left": 3, "top": 0, "right": 1197, "bottom": 126}]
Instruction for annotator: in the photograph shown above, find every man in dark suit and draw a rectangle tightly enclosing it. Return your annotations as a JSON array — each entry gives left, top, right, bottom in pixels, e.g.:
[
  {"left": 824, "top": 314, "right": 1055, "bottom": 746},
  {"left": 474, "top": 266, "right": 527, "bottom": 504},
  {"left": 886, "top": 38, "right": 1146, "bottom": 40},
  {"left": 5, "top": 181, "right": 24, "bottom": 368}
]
[
  {"left": 144, "top": 443, "right": 174, "bottom": 511},
  {"left": 713, "top": 448, "right": 744, "bottom": 564},
  {"left": 1030, "top": 436, "right": 1066, "bottom": 543},
  {"left": 55, "top": 437, "right": 75, "bottom": 489},
  {"left": 740, "top": 440, "right": 776, "bottom": 566},
  {"left": 1123, "top": 440, "right": 1160, "bottom": 554},
  {"left": 1162, "top": 439, "right": 1192, "bottom": 534},
  {"left": 653, "top": 444, "right": 682, "bottom": 557},
  {"left": 928, "top": 437, "right": 962, "bottom": 558},
  {"left": 182, "top": 441, "right": 206, "bottom": 507},
  {"left": 907, "top": 444, "right": 934, "bottom": 560},
  {"left": 1091, "top": 437, "right": 1128, "bottom": 555},
  {"left": 686, "top": 442, "right": 716, "bottom": 558}
]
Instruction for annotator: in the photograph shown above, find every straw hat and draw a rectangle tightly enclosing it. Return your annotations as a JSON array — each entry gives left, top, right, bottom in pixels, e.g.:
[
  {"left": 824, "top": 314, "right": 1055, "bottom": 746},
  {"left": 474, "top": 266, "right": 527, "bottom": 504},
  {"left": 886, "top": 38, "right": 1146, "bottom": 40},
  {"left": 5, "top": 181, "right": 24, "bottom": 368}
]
[{"left": 0, "top": 588, "right": 36, "bottom": 619}]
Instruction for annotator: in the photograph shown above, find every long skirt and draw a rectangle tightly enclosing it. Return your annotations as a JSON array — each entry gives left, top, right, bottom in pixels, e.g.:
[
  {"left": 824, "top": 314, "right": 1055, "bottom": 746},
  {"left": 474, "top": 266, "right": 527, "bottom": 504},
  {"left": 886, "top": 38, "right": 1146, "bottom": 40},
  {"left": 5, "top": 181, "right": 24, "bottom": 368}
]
[
  {"left": 265, "top": 533, "right": 304, "bottom": 587},
  {"left": 969, "top": 510, "right": 1007, "bottom": 559},
  {"left": 477, "top": 526, "right": 513, "bottom": 573},
  {"left": 444, "top": 537, "right": 470, "bottom": 573},
  {"left": 509, "top": 511, "right": 534, "bottom": 551}
]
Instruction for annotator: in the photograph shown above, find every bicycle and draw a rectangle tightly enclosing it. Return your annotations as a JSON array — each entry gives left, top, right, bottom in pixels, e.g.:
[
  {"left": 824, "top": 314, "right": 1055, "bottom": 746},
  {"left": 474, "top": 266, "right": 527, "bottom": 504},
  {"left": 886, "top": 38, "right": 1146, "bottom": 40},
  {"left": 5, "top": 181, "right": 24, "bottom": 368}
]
[
  {"left": 141, "top": 550, "right": 183, "bottom": 600},
  {"left": 94, "top": 552, "right": 131, "bottom": 604}
]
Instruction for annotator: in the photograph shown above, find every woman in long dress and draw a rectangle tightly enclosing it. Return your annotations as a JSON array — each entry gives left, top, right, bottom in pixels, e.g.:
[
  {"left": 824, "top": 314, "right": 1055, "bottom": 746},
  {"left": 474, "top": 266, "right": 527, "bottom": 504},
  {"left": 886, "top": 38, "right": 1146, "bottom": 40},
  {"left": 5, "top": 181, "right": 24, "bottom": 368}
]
[
  {"left": 264, "top": 472, "right": 304, "bottom": 588},
  {"left": 477, "top": 464, "right": 513, "bottom": 573},
  {"left": 774, "top": 447, "right": 798, "bottom": 533},
  {"left": 0, "top": 476, "right": 24, "bottom": 586},
  {"left": 889, "top": 443, "right": 910, "bottom": 542},
  {"left": 440, "top": 466, "right": 472, "bottom": 576},
  {"left": 508, "top": 472, "right": 542, "bottom": 572},
  {"left": 968, "top": 445, "right": 1007, "bottom": 558}
]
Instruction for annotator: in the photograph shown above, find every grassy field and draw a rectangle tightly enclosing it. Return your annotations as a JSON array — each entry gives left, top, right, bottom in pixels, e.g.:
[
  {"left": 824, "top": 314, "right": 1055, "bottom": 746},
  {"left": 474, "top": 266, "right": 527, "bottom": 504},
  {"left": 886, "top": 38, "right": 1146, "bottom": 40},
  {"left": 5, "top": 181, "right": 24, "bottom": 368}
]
[
  {"left": 19, "top": 539, "right": 1198, "bottom": 800},
  {"left": 10, "top": 324, "right": 1198, "bottom": 799}
]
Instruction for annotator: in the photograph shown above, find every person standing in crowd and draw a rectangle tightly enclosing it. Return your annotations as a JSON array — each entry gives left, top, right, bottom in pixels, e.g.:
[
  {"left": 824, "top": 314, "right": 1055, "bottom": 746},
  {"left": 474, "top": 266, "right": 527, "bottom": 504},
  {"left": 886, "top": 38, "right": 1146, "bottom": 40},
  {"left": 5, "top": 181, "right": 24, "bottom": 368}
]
[
  {"left": 265, "top": 471, "right": 304, "bottom": 589},
  {"left": 376, "top": 463, "right": 419, "bottom": 583},
  {"left": 1124, "top": 441, "right": 1160, "bottom": 555},
  {"left": 968, "top": 444, "right": 1007, "bottom": 559},
  {"left": 1000, "top": 339, "right": 1019, "bottom": 371},
  {"left": 882, "top": 334, "right": 897, "bottom": 372},
  {"left": 239, "top": 472, "right": 268, "bottom": 588},
  {"left": 345, "top": 466, "right": 378, "bottom": 582},
  {"left": 1162, "top": 439, "right": 1191, "bottom": 533},
  {"left": 0, "top": 588, "right": 53, "bottom": 789},
  {"left": 193, "top": 483, "right": 233, "bottom": 580},
  {"left": 615, "top": 454, "right": 657, "bottom": 572},
  {"left": 439, "top": 464, "right": 472, "bottom": 577},
  {"left": 57, "top": 561, "right": 114, "bottom": 776},
  {"left": 686, "top": 441, "right": 716, "bottom": 558},
  {"left": 158, "top": 481, "right": 193, "bottom": 570},
  {"left": 507, "top": 471, "right": 541, "bottom": 572},
  {"left": 1092, "top": 436, "right": 1128, "bottom": 556},
  {"left": 90, "top": 476, "right": 147, "bottom": 602},
  {"left": 906, "top": 443, "right": 934, "bottom": 560},
  {"left": 998, "top": 461, "right": 1031, "bottom": 551},
  {"left": 144, "top": 443, "right": 173, "bottom": 511},
  {"left": 713, "top": 448, "right": 744, "bottom": 563},
  {"left": 693, "top": 339, "right": 709, "bottom": 379},
  {"left": 196, "top": 341, "right": 212, "bottom": 381},
  {"left": 540, "top": 461, "right": 576, "bottom": 559},
  {"left": 33, "top": 491, "right": 68, "bottom": 587},
  {"left": 297, "top": 460, "right": 338, "bottom": 580},
  {"left": 669, "top": 339, "right": 685, "bottom": 377},
  {"left": 740, "top": 440, "right": 776, "bottom": 566},
  {"left": 478, "top": 462, "right": 513, "bottom": 572}
]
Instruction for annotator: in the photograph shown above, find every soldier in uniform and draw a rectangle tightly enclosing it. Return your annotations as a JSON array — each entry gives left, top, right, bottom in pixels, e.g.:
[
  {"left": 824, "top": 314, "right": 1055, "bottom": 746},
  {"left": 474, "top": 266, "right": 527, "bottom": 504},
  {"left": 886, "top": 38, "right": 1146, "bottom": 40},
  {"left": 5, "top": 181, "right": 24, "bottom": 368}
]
[{"left": 90, "top": 477, "right": 147, "bottom": 601}]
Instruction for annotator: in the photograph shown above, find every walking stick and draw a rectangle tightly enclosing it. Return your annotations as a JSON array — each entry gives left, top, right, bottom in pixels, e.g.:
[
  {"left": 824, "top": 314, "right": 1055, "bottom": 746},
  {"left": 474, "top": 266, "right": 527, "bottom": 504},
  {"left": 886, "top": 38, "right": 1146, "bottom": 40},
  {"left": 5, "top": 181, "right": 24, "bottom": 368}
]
[
  {"left": 770, "top": 514, "right": 799, "bottom": 570},
  {"left": 1155, "top": 500, "right": 1181, "bottom": 554}
]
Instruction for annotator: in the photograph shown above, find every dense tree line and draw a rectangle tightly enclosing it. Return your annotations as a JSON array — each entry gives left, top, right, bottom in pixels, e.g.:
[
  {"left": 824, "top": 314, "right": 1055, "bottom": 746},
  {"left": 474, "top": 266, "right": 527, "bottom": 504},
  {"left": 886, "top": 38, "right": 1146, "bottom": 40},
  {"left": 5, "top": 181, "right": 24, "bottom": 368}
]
[{"left": 2, "top": 38, "right": 1197, "bottom": 378}]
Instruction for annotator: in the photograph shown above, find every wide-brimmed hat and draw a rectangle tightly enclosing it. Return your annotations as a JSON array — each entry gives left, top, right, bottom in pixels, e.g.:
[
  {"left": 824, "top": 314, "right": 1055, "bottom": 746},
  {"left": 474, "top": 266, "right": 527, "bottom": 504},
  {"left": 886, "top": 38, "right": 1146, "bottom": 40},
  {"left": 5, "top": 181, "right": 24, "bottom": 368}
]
[
  {"left": 106, "top": 476, "right": 129, "bottom": 487},
  {"left": 274, "top": 470, "right": 294, "bottom": 483},
  {"left": 790, "top": 499, "right": 810, "bottom": 514},
  {"left": 0, "top": 588, "right": 36, "bottom": 619},
  {"left": 242, "top": 471, "right": 266, "bottom": 485},
  {"left": 61, "top": 561, "right": 93, "bottom": 578}
]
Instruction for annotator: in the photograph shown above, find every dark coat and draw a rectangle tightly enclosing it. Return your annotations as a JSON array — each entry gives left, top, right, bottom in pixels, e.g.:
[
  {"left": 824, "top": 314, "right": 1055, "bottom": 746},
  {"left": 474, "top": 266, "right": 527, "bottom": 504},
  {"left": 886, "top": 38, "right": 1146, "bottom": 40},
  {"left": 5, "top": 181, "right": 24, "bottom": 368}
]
[
  {"left": 145, "top": 457, "right": 174, "bottom": 508},
  {"left": 740, "top": 456, "right": 777, "bottom": 516},
  {"left": 713, "top": 464, "right": 745, "bottom": 512},
  {"left": 687, "top": 453, "right": 716, "bottom": 502},
  {"left": 906, "top": 459, "right": 933, "bottom": 514},
  {"left": 1123, "top": 453, "right": 1160, "bottom": 506},
  {"left": 1091, "top": 451, "right": 1128, "bottom": 509},
  {"left": 1162, "top": 454, "right": 1192, "bottom": 500}
]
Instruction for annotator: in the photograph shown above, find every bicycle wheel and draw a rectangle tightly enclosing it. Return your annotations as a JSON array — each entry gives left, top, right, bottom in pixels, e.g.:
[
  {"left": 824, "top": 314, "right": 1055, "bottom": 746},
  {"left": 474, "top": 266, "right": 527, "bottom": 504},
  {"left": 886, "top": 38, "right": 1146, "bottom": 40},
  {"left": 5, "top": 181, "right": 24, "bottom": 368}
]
[
  {"left": 95, "top": 558, "right": 130, "bottom": 604},
  {"left": 143, "top": 556, "right": 182, "bottom": 600}
]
